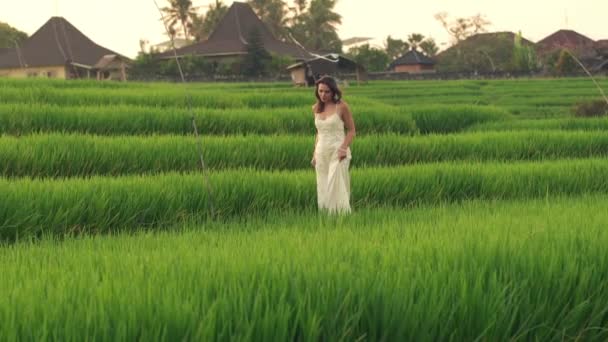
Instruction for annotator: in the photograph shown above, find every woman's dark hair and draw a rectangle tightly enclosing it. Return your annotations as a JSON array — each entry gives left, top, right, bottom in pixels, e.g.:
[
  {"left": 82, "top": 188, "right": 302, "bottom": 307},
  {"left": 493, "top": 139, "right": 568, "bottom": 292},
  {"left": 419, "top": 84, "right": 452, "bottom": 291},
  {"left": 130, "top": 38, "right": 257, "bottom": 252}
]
[{"left": 314, "top": 75, "right": 342, "bottom": 113}]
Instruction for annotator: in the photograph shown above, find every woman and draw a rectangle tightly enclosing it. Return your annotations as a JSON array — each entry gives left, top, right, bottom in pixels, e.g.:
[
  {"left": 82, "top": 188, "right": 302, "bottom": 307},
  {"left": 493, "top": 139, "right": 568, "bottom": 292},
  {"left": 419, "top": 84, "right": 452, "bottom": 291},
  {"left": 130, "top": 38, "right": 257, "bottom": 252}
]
[{"left": 310, "top": 76, "right": 356, "bottom": 214}]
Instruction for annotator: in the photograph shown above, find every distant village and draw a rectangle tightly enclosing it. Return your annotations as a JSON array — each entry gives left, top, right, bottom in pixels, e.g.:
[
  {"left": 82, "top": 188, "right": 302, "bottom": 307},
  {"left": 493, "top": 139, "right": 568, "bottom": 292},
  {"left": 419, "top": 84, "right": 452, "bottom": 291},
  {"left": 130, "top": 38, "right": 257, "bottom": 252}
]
[{"left": 0, "top": 1, "right": 607, "bottom": 84}]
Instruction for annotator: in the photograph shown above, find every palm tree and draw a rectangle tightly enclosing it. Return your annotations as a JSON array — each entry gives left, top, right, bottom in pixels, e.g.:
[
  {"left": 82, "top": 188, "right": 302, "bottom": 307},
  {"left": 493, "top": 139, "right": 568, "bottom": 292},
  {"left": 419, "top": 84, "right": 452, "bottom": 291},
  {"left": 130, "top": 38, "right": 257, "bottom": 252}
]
[
  {"left": 162, "top": 0, "right": 197, "bottom": 40},
  {"left": 191, "top": 0, "right": 228, "bottom": 41},
  {"left": 407, "top": 33, "right": 425, "bottom": 51},
  {"left": 248, "top": 0, "right": 290, "bottom": 40},
  {"left": 419, "top": 39, "right": 439, "bottom": 57},
  {"left": 303, "top": 0, "right": 342, "bottom": 52}
]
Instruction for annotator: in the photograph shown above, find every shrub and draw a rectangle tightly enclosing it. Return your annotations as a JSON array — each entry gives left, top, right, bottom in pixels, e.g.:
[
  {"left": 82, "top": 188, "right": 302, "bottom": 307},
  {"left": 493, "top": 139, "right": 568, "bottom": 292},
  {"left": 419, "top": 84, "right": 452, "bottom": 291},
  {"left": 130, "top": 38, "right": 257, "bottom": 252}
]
[{"left": 573, "top": 100, "right": 608, "bottom": 118}]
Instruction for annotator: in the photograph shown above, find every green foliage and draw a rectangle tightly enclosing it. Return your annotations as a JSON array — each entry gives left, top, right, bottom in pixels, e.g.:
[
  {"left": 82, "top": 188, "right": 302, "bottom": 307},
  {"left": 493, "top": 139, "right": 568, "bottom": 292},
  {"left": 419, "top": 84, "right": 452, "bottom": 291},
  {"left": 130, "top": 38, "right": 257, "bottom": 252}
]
[
  {"left": 347, "top": 44, "right": 390, "bottom": 72},
  {"left": 9, "top": 130, "right": 608, "bottom": 177},
  {"left": 289, "top": 0, "right": 342, "bottom": 53},
  {"left": 248, "top": 0, "right": 290, "bottom": 40},
  {"left": 0, "top": 21, "right": 27, "bottom": 48},
  {"left": 511, "top": 31, "right": 539, "bottom": 72},
  {"left": 242, "top": 28, "right": 272, "bottom": 77},
  {"left": 2, "top": 197, "right": 608, "bottom": 340},
  {"left": 384, "top": 35, "right": 409, "bottom": 61},
  {"left": 190, "top": 0, "right": 228, "bottom": 41},
  {"left": 409, "top": 105, "right": 510, "bottom": 133},
  {"left": 4, "top": 159, "right": 608, "bottom": 238},
  {"left": 554, "top": 49, "right": 579, "bottom": 75},
  {"left": 437, "top": 32, "right": 524, "bottom": 73},
  {"left": 2, "top": 77, "right": 608, "bottom": 339},
  {"left": 161, "top": 0, "right": 197, "bottom": 40},
  {"left": 127, "top": 52, "right": 162, "bottom": 79},
  {"left": 419, "top": 38, "right": 439, "bottom": 57},
  {"left": 268, "top": 54, "right": 296, "bottom": 77}
]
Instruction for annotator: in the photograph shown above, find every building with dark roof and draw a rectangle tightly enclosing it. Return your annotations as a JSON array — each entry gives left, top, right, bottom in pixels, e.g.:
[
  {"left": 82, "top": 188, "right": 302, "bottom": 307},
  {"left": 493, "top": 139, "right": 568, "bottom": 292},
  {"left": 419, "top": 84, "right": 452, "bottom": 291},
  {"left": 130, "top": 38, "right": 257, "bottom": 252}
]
[
  {"left": 0, "top": 17, "right": 130, "bottom": 80},
  {"left": 389, "top": 49, "right": 435, "bottom": 73},
  {"left": 157, "top": 2, "right": 310, "bottom": 61},
  {"left": 536, "top": 29, "right": 596, "bottom": 58},
  {"left": 286, "top": 54, "right": 367, "bottom": 86}
]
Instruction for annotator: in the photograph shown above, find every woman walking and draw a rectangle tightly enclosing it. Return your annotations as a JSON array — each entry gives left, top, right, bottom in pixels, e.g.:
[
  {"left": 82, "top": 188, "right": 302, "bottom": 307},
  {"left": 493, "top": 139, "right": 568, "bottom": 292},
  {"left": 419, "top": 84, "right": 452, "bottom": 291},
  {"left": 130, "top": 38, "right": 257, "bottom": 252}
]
[{"left": 310, "top": 76, "right": 356, "bottom": 214}]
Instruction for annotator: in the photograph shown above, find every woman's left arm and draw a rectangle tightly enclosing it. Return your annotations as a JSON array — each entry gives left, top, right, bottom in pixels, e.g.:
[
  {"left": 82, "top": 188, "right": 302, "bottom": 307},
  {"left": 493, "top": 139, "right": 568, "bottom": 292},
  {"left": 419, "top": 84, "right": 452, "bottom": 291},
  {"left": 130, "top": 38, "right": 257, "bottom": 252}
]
[{"left": 339, "top": 102, "right": 356, "bottom": 155}]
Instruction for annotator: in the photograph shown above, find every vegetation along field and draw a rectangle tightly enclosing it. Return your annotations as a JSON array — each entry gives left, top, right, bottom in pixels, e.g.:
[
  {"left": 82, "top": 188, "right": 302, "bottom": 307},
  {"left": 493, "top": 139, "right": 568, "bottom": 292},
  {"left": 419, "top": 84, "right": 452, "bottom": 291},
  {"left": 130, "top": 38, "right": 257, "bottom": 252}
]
[{"left": 1, "top": 77, "right": 608, "bottom": 340}]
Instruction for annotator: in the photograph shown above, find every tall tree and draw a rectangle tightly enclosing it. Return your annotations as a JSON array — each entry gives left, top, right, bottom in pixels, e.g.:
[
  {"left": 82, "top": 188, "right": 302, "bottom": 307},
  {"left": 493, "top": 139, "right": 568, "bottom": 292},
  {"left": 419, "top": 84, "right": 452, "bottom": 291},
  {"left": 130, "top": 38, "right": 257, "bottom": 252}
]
[
  {"left": 554, "top": 49, "right": 578, "bottom": 75},
  {"left": 294, "top": 0, "right": 342, "bottom": 52},
  {"left": 290, "top": 0, "right": 307, "bottom": 16},
  {"left": 248, "top": 0, "right": 290, "bottom": 40},
  {"left": 0, "top": 21, "right": 27, "bottom": 48},
  {"left": 162, "top": 0, "right": 197, "bottom": 40},
  {"left": 434, "top": 12, "right": 491, "bottom": 45},
  {"left": 242, "top": 28, "right": 272, "bottom": 77},
  {"left": 347, "top": 44, "right": 389, "bottom": 72},
  {"left": 407, "top": 33, "right": 425, "bottom": 51},
  {"left": 511, "top": 31, "right": 538, "bottom": 72},
  {"left": 191, "top": 0, "right": 228, "bottom": 41},
  {"left": 419, "top": 38, "right": 439, "bottom": 57},
  {"left": 384, "top": 35, "right": 409, "bottom": 61}
]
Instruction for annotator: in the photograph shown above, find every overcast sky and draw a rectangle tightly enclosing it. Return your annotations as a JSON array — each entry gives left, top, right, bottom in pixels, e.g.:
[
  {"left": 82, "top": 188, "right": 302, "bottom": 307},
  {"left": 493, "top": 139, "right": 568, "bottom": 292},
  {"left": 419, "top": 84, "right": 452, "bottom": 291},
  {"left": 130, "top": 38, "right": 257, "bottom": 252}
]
[{"left": 2, "top": 0, "right": 607, "bottom": 58}]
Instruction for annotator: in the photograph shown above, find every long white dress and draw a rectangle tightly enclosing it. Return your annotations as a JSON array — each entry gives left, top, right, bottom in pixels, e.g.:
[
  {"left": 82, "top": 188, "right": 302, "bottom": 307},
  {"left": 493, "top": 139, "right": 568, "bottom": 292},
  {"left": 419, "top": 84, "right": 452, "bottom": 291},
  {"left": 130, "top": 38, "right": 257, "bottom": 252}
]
[{"left": 314, "top": 112, "right": 352, "bottom": 214}]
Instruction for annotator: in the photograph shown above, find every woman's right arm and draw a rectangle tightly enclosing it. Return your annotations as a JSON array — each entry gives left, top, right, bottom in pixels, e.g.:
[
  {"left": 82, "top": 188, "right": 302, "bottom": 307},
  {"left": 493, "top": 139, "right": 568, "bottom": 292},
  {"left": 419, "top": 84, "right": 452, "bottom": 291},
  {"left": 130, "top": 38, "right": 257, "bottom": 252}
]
[{"left": 311, "top": 105, "right": 318, "bottom": 167}]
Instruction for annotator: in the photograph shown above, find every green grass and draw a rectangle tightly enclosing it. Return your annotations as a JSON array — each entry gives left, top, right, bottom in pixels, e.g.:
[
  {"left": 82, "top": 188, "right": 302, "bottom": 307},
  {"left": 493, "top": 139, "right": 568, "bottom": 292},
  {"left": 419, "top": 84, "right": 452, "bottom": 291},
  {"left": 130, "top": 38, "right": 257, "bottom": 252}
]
[
  {"left": 4, "top": 130, "right": 608, "bottom": 177},
  {"left": 1, "top": 195, "right": 608, "bottom": 340},
  {"left": 3, "top": 158, "right": 608, "bottom": 240},
  {"left": 0, "top": 102, "right": 418, "bottom": 135},
  {"left": 2, "top": 77, "right": 608, "bottom": 339}
]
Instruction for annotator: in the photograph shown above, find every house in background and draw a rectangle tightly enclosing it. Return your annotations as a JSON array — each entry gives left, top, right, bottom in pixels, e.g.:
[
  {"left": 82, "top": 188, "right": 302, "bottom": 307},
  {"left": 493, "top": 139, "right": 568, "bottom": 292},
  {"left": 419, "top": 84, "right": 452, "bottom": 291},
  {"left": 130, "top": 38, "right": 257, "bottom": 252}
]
[
  {"left": 536, "top": 29, "right": 596, "bottom": 58},
  {"left": 286, "top": 54, "right": 367, "bottom": 86},
  {"left": 157, "top": 2, "right": 310, "bottom": 63},
  {"left": 536, "top": 29, "right": 608, "bottom": 72},
  {"left": 0, "top": 17, "right": 130, "bottom": 80},
  {"left": 150, "top": 38, "right": 191, "bottom": 53},
  {"left": 389, "top": 49, "right": 435, "bottom": 73}
]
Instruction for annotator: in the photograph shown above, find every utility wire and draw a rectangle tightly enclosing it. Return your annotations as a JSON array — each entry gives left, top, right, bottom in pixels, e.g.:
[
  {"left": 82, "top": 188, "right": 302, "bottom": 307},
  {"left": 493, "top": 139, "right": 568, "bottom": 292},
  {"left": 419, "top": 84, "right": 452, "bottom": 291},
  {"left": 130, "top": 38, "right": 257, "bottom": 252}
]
[{"left": 153, "top": 0, "right": 216, "bottom": 219}]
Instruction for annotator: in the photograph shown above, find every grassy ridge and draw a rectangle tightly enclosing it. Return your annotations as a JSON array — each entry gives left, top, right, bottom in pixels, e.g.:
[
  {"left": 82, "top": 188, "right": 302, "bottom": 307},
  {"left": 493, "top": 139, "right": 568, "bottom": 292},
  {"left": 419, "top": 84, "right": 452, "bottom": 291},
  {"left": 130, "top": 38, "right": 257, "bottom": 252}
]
[
  {"left": 471, "top": 117, "right": 608, "bottom": 132},
  {"left": 0, "top": 103, "right": 512, "bottom": 135},
  {"left": 4, "top": 131, "right": 608, "bottom": 177},
  {"left": 0, "top": 103, "right": 420, "bottom": 135},
  {"left": 1, "top": 196, "right": 608, "bottom": 340},
  {"left": 3, "top": 158, "right": 608, "bottom": 239}
]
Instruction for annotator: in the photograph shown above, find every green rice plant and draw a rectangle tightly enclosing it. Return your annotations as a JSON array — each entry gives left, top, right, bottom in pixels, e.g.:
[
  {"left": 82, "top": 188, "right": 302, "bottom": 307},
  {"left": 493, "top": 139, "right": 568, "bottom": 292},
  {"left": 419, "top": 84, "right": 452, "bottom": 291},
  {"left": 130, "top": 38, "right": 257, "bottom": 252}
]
[
  {"left": 4, "top": 131, "right": 608, "bottom": 177},
  {"left": 408, "top": 105, "right": 511, "bottom": 133},
  {"left": 470, "top": 117, "right": 608, "bottom": 132},
  {"left": 3, "top": 158, "right": 608, "bottom": 240},
  {"left": 1, "top": 196, "right": 608, "bottom": 340},
  {"left": 0, "top": 102, "right": 418, "bottom": 135}
]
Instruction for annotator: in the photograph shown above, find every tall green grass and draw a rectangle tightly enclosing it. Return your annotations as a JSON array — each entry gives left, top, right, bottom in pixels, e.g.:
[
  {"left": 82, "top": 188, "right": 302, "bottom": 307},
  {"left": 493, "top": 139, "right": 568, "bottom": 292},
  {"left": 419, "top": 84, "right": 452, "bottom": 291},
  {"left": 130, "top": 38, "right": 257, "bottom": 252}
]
[
  {"left": 3, "top": 158, "right": 608, "bottom": 240},
  {"left": 471, "top": 117, "right": 608, "bottom": 132},
  {"left": 0, "top": 103, "right": 419, "bottom": 135},
  {"left": 1, "top": 196, "right": 608, "bottom": 340},
  {"left": 4, "top": 131, "right": 608, "bottom": 177}
]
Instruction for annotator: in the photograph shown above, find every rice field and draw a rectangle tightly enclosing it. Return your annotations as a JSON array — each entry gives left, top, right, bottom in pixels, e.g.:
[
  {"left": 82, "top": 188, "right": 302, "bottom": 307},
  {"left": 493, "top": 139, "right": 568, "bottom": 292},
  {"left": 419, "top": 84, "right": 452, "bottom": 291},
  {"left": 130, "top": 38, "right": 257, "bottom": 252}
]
[{"left": 1, "top": 77, "right": 608, "bottom": 340}]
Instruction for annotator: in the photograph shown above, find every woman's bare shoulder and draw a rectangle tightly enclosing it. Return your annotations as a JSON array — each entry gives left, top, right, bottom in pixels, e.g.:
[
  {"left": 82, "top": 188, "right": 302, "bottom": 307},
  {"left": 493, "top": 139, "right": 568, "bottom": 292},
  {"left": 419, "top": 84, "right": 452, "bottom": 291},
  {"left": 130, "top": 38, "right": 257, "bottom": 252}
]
[{"left": 338, "top": 100, "right": 350, "bottom": 110}]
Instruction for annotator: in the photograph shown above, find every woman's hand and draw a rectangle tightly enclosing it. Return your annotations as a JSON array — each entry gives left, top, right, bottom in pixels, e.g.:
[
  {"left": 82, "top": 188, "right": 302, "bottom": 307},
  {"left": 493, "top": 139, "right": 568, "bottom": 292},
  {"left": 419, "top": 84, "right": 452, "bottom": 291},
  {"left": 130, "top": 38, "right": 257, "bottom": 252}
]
[{"left": 338, "top": 148, "right": 348, "bottom": 161}]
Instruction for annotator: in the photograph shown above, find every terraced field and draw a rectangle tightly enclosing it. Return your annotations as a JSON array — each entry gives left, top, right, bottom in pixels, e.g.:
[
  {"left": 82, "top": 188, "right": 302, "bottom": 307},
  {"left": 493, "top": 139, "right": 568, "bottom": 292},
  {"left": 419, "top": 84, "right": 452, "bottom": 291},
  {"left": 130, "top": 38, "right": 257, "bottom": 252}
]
[{"left": 1, "top": 77, "right": 608, "bottom": 340}]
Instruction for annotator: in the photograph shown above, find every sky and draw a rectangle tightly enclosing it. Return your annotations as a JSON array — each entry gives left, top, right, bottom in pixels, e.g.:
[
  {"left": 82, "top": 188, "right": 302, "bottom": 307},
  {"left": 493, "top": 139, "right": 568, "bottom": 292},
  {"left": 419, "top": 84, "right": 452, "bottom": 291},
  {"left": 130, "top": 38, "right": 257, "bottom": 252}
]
[{"left": 2, "top": 0, "right": 607, "bottom": 58}]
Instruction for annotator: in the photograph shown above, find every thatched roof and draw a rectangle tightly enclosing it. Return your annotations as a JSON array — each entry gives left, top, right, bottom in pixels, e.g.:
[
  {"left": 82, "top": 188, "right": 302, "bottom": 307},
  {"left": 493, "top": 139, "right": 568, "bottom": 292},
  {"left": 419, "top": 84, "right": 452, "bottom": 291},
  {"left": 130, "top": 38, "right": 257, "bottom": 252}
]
[
  {"left": 157, "top": 2, "right": 310, "bottom": 60},
  {"left": 0, "top": 17, "right": 127, "bottom": 69},
  {"left": 536, "top": 29, "right": 595, "bottom": 55},
  {"left": 390, "top": 49, "right": 435, "bottom": 68}
]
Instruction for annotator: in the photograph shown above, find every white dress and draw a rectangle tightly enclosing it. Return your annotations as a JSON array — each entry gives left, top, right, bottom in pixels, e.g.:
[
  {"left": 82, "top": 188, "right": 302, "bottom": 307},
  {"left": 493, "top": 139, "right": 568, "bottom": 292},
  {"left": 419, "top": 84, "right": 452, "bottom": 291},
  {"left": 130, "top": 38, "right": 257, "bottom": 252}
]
[{"left": 314, "top": 112, "right": 352, "bottom": 214}]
